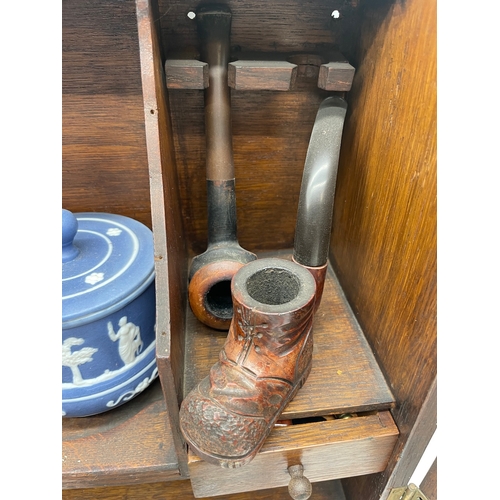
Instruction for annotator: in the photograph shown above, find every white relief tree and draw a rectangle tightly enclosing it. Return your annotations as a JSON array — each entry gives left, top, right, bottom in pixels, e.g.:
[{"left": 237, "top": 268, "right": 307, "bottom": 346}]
[
  {"left": 107, "top": 316, "right": 143, "bottom": 365},
  {"left": 62, "top": 337, "right": 98, "bottom": 384}
]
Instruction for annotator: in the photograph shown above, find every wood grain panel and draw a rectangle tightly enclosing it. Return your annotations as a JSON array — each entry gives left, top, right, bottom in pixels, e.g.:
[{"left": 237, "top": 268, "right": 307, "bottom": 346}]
[
  {"left": 135, "top": 0, "right": 189, "bottom": 475},
  {"left": 168, "top": 83, "right": 333, "bottom": 257},
  {"left": 420, "top": 458, "right": 437, "bottom": 500},
  {"left": 183, "top": 250, "right": 395, "bottom": 418},
  {"left": 378, "top": 377, "right": 436, "bottom": 495},
  {"left": 62, "top": 381, "right": 179, "bottom": 489},
  {"left": 62, "top": 0, "right": 151, "bottom": 227},
  {"left": 330, "top": 0, "right": 437, "bottom": 498},
  {"left": 62, "top": 477, "right": 347, "bottom": 500},
  {"left": 62, "top": 0, "right": 143, "bottom": 96},
  {"left": 158, "top": 0, "right": 361, "bottom": 58},
  {"left": 161, "top": 0, "right": 362, "bottom": 257},
  {"left": 62, "top": 94, "right": 151, "bottom": 225},
  {"left": 188, "top": 412, "right": 398, "bottom": 497}
]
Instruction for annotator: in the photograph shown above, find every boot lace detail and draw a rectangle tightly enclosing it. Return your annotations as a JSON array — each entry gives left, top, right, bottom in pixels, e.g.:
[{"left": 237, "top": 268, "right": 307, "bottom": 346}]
[{"left": 235, "top": 306, "right": 268, "bottom": 364}]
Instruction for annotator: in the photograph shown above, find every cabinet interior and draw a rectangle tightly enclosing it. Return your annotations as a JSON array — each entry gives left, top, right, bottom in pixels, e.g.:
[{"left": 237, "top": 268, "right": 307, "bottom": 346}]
[{"left": 63, "top": 0, "right": 436, "bottom": 498}]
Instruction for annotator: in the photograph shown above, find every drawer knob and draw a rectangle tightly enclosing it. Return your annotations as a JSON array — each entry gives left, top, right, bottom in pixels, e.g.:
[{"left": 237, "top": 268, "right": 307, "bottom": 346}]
[{"left": 287, "top": 464, "right": 312, "bottom": 500}]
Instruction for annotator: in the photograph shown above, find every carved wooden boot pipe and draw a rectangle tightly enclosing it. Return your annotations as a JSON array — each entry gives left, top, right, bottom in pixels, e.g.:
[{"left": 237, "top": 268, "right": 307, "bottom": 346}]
[
  {"left": 180, "top": 257, "right": 316, "bottom": 468},
  {"left": 188, "top": 5, "right": 256, "bottom": 330}
]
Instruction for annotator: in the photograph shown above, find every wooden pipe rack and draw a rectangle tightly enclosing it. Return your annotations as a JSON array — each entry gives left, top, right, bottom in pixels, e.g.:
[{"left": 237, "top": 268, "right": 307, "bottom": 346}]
[{"left": 165, "top": 51, "right": 355, "bottom": 91}]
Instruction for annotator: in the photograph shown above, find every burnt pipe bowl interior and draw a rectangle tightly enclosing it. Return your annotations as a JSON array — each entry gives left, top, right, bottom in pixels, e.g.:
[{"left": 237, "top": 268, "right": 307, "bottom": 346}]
[{"left": 232, "top": 258, "right": 316, "bottom": 315}]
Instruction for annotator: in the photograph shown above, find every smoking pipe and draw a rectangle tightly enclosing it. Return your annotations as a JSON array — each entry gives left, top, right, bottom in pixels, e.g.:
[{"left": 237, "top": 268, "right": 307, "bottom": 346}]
[
  {"left": 293, "top": 96, "right": 348, "bottom": 310},
  {"left": 188, "top": 5, "right": 256, "bottom": 330}
]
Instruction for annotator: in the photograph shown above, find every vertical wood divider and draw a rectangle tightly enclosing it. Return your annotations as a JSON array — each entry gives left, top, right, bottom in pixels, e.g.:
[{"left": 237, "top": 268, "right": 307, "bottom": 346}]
[{"left": 136, "top": 0, "right": 189, "bottom": 476}]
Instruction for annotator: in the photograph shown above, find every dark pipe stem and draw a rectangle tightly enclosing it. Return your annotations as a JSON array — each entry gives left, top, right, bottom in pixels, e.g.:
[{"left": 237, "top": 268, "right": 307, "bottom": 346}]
[
  {"left": 293, "top": 96, "right": 347, "bottom": 311},
  {"left": 293, "top": 96, "right": 348, "bottom": 268},
  {"left": 197, "top": 5, "right": 237, "bottom": 250},
  {"left": 188, "top": 5, "right": 256, "bottom": 330},
  {"left": 197, "top": 5, "right": 233, "bottom": 182}
]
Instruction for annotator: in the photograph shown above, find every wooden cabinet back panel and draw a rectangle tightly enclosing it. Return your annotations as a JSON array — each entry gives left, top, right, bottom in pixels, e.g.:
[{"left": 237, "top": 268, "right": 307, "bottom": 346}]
[
  {"left": 159, "top": 0, "right": 363, "bottom": 256},
  {"left": 62, "top": 0, "right": 152, "bottom": 227}
]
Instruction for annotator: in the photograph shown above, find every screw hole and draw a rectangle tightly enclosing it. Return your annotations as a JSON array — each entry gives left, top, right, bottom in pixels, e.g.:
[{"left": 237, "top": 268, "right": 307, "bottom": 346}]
[{"left": 150, "top": 109, "right": 155, "bottom": 114}]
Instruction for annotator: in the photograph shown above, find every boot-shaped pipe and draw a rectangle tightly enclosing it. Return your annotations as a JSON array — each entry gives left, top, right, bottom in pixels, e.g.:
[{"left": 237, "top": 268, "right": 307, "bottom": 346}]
[
  {"left": 180, "top": 258, "right": 316, "bottom": 468},
  {"left": 293, "top": 96, "right": 348, "bottom": 311},
  {"left": 188, "top": 5, "right": 256, "bottom": 331}
]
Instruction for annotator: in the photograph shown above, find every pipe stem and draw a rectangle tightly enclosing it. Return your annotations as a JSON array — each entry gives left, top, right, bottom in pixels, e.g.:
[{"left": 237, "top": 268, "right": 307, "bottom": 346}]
[{"left": 293, "top": 96, "right": 348, "bottom": 268}]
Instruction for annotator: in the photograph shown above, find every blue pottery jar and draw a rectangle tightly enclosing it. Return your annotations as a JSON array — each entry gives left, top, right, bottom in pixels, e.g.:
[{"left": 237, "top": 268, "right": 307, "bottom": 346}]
[{"left": 62, "top": 210, "right": 157, "bottom": 417}]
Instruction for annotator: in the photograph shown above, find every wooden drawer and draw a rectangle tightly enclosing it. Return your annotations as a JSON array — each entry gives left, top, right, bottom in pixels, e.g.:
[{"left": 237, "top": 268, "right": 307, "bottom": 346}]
[{"left": 188, "top": 411, "right": 398, "bottom": 497}]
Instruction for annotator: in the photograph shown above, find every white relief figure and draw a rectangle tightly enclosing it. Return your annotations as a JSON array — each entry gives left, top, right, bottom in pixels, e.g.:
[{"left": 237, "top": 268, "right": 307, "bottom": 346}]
[
  {"left": 107, "top": 316, "right": 143, "bottom": 365},
  {"left": 62, "top": 337, "right": 98, "bottom": 384},
  {"left": 106, "top": 228, "right": 122, "bottom": 236}
]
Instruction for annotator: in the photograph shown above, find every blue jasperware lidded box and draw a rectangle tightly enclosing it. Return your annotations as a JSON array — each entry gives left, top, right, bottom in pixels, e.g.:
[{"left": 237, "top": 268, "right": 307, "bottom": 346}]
[{"left": 62, "top": 209, "right": 157, "bottom": 418}]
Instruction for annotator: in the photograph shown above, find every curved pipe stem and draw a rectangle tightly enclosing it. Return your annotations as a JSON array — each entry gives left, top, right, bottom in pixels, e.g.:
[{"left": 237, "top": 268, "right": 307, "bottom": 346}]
[
  {"left": 293, "top": 96, "right": 348, "bottom": 268},
  {"left": 293, "top": 96, "right": 347, "bottom": 311}
]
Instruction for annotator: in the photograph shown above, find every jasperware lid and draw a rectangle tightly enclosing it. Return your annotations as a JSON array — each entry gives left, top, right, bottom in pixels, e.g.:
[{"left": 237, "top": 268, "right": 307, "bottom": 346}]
[{"left": 62, "top": 210, "right": 155, "bottom": 328}]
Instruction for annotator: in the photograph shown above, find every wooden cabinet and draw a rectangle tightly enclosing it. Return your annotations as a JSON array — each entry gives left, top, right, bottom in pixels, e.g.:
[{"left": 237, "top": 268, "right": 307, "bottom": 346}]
[{"left": 62, "top": 0, "right": 436, "bottom": 499}]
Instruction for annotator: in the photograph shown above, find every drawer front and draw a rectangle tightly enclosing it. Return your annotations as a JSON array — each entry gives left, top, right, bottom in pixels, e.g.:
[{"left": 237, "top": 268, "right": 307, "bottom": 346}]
[{"left": 187, "top": 411, "right": 398, "bottom": 497}]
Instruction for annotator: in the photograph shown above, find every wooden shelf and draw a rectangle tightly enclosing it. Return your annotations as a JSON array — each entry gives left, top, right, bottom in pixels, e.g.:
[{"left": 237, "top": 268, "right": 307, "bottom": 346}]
[
  {"left": 63, "top": 0, "right": 437, "bottom": 497},
  {"left": 183, "top": 250, "right": 395, "bottom": 418},
  {"left": 62, "top": 380, "right": 181, "bottom": 489}
]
